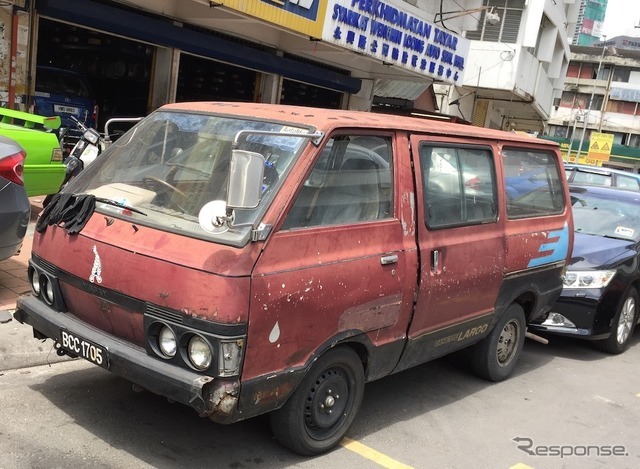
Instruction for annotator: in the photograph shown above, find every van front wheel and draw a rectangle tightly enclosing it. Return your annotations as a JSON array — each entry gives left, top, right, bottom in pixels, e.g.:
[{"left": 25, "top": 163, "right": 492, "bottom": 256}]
[
  {"left": 472, "top": 304, "right": 526, "bottom": 382},
  {"left": 269, "top": 347, "right": 364, "bottom": 456}
]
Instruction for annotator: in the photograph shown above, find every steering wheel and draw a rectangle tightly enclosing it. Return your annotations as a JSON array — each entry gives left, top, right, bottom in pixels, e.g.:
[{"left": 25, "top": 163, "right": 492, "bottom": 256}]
[{"left": 142, "top": 176, "right": 188, "bottom": 211}]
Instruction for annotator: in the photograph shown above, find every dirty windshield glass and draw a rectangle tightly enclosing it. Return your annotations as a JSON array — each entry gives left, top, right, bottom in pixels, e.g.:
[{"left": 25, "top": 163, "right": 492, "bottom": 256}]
[{"left": 63, "top": 110, "right": 309, "bottom": 244}]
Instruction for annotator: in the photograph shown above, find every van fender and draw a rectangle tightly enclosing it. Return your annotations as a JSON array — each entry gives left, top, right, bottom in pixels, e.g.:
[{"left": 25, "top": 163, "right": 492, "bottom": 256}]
[
  {"left": 496, "top": 261, "right": 566, "bottom": 322},
  {"left": 237, "top": 330, "right": 404, "bottom": 419}
]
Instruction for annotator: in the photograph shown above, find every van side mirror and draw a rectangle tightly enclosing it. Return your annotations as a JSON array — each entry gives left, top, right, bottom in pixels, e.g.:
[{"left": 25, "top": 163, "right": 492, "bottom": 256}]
[
  {"left": 227, "top": 149, "right": 265, "bottom": 209},
  {"left": 198, "top": 149, "right": 265, "bottom": 234}
]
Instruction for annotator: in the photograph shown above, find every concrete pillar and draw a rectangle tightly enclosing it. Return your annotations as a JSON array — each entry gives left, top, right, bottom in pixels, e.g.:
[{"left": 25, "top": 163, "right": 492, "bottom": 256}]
[
  {"left": 346, "top": 78, "right": 374, "bottom": 111},
  {"left": 259, "top": 73, "right": 281, "bottom": 104},
  {"left": 149, "top": 46, "right": 179, "bottom": 112}
]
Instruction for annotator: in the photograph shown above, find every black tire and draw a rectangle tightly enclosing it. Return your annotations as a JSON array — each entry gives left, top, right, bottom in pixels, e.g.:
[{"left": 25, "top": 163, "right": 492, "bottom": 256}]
[
  {"left": 472, "top": 303, "right": 526, "bottom": 382},
  {"left": 269, "top": 347, "right": 364, "bottom": 456},
  {"left": 597, "top": 287, "right": 638, "bottom": 354}
]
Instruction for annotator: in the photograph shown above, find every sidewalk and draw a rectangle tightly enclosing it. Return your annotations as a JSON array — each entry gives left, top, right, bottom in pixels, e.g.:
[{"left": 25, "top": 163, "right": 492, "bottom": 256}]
[{"left": 0, "top": 197, "right": 72, "bottom": 370}]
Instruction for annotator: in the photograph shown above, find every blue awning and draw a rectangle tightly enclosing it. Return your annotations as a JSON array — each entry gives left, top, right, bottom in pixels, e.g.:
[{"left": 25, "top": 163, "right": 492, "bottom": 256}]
[{"left": 36, "top": 0, "right": 361, "bottom": 94}]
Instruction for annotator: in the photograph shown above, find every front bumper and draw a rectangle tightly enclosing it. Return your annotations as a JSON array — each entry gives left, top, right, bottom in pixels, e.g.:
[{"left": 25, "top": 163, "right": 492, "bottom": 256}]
[
  {"left": 14, "top": 294, "right": 240, "bottom": 423},
  {"left": 528, "top": 290, "right": 610, "bottom": 340}
]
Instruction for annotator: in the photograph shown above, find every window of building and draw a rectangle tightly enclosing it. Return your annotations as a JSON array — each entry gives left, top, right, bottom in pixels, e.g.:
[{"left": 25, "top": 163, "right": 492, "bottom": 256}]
[
  {"left": 596, "top": 65, "right": 611, "bottom": 81},
  {"left": 547, "top": 125, "right": 570, "bottom": 138},
  {"left": 420, "top": 146, "right": 497, "bottom": 228},
  {"left": 560, "top": 92, "right": 603, "bottom": 111},
  {"left": 567, "top": 62, "right": 581, "bottom": 78},
  {"left": 465, "top": 0, "right": 524, "bottom": 43},
  {"left": 578, "top": 63, "right": 595, "bottom": 79},
  {"left": 612, "top": 67, "right": 631, "bottom": 82},
  {"left": 628, "top": 134, "right": 640, "bottom": 147},
  {"left": 606, "top": 100, "right": 638, "bottom": 115}
]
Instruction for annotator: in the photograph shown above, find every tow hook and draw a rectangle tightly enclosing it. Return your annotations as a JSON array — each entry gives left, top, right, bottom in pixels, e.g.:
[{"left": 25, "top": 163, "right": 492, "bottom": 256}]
[{"left": 525, "top": 330, "right": 549, "bottom": 345}]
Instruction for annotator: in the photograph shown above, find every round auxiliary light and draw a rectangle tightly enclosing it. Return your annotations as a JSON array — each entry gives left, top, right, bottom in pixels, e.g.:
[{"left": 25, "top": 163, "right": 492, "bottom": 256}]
[
  {"left": 41, "top": 276, "right": 54, "bottom": 305},
  {"left": 30, "top": 270, "right": 41, "bottom": 296},
  {"left": 158, "top": 326, "right": 177, "bottom": 358},
  {"left": 188, "top": 335, "right": 212, "bottom": 371}
]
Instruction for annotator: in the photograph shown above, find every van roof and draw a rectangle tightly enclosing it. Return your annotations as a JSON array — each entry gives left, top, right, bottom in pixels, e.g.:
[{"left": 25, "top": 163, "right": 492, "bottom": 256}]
[{"left": 161, "top": 102, "right": 557, "bottom": 148}]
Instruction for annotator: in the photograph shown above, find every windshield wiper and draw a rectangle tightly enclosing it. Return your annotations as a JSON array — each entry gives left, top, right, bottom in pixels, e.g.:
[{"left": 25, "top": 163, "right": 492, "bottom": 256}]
[{"left": 95, "top": 197, "right": 147, "bottom": 216}]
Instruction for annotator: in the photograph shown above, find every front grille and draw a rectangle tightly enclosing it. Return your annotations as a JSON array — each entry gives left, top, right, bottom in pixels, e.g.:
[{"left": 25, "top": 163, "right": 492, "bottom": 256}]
[{"left": 145, "top": 304, "right": 183, "bottom": 324}]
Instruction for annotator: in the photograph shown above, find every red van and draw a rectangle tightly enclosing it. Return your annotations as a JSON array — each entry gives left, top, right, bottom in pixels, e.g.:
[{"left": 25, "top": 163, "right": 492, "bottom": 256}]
[{"left": 15, "top": 103, "right": 573, "bottom": 455}]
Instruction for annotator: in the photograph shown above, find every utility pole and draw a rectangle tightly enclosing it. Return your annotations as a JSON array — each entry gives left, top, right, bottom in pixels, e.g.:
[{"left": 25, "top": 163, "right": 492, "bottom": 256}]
[{"left": 576, "top": 40, "right": 608, "bottom": 160}]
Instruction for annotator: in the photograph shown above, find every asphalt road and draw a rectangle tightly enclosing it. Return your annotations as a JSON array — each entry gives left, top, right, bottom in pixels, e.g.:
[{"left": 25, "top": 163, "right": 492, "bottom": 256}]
[{"left": 1, "top": 329, "right": 639, "bottom": 469}]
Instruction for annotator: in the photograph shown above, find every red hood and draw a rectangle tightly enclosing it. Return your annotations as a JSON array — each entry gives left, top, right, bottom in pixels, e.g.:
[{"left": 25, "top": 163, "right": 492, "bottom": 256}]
[{"left": 32, "top": 212, "right": 257, "bottom": 325}]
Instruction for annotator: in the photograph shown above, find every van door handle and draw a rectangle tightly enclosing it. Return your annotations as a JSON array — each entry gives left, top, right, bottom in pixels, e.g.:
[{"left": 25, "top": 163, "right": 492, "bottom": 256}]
[
  {"left": 380, "top": 254, "right": 398, "bottom": 265},
  {"left": 432, "top": 249, "right": 440, "bottom": 274}
]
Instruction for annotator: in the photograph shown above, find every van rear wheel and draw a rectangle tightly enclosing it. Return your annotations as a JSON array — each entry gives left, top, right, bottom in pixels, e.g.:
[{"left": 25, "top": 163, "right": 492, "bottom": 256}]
[
  {"left": 269, "top": 347, "right": 364, "bottom": 456},
  {"left": 472, "top": 303, "right": 526, "bottom": 382}
]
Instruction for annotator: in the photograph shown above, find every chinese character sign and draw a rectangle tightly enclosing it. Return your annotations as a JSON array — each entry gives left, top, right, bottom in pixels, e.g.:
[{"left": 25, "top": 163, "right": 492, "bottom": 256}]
[{"left": 322, "top": 0, "right": 469, "bottom": 84}]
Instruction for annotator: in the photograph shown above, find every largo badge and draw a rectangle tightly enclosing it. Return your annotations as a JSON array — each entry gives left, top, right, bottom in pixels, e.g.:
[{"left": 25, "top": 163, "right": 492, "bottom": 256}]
[{"left": 89, "top": 245, "right": 103, "bottom": 284}]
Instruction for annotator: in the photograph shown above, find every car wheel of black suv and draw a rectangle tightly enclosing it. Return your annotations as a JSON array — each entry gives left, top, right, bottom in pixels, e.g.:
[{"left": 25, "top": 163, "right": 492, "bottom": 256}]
[{"left": 598, "top": 287, "right": 638, "bottom": 355}]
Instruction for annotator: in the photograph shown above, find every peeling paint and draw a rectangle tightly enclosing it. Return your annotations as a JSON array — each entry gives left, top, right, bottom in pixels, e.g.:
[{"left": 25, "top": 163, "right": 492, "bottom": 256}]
[{"left": 269, "top": 321, "right": 280, "bottom": 343}]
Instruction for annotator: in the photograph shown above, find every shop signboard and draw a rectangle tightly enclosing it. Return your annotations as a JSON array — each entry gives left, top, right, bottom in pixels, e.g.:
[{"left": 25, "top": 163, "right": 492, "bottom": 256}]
[
  {"left": 321, "top": 0, "right": 469, "bottom": 84},
  {"left": 214, "top": 0, "right": 328, "bottom": 38}
]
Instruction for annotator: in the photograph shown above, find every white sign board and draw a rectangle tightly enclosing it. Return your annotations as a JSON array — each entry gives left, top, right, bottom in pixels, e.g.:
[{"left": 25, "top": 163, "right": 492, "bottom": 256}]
[{"left": 322, "top": 0, "right": 469, "bottom": 84}]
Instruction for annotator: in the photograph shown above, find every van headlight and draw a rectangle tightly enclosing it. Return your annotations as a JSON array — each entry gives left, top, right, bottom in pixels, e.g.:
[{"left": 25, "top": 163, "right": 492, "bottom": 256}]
[
  {"left": 41, "top": 276, "right": 55, "bottom": 305},
  {"left": 30, "top": 269, "right": 41, "bottom": 296},
  {"left": 562, "top": 270, "right": 616, "bottom": 288},
  {"left": 158, "top": 326, "right": 177, "bottom": 358},
  {"left": 188, "top": 335, "right": 212, "bottom": 370}
]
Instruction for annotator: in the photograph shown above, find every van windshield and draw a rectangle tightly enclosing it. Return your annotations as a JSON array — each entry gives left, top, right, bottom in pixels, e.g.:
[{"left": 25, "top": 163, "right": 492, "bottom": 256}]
[{"left": 63, "top": 110, "right": 309, "bottom": 245}]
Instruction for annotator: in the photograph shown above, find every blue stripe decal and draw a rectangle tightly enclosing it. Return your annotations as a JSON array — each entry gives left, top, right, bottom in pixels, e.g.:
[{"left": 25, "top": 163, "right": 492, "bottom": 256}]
[{"left": 527, "top": 222, "right": 570, "bottom": 268}]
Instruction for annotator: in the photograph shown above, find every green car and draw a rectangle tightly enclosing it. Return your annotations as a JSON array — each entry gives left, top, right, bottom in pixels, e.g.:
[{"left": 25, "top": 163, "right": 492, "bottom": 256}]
[{"left": 0, "top": 107, "right": 65, "bottom": 196}]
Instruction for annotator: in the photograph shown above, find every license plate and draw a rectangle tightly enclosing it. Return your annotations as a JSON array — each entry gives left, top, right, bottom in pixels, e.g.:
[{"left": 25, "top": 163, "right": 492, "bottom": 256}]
[
  {"left": 54, "top": 104, "right": 79, "bottom": 114},
  {"left": 60, "top": 329, "right": 108, "bottom": 369}
]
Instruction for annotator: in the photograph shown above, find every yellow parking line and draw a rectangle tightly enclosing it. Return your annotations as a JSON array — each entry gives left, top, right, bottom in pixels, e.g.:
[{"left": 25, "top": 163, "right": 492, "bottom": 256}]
[{"left": 340, "top": 438, "right": 414, "bottom": 469}]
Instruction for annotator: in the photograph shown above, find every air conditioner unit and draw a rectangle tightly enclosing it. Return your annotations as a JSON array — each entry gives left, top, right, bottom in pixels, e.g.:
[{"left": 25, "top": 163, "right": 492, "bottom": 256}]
[{"left": 575, "top": 114, "right": 584, "bottom": 123}]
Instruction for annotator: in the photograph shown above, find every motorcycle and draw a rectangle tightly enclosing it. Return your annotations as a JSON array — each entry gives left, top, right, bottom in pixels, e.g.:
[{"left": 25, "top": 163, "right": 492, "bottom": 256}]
[{"left": 44, "top": 117, "right": 105, "bottom": 207}]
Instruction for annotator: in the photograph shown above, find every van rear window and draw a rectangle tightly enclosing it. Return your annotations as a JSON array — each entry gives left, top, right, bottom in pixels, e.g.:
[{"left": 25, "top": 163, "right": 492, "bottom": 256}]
[{"left": 504, "top": 148, "right": 565, "bottom": 218}]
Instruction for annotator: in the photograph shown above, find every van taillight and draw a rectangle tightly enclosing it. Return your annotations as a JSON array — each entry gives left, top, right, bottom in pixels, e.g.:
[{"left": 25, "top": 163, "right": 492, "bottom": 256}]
[{"left": 0, "top": 150, "right": 26, "bottom": 185}]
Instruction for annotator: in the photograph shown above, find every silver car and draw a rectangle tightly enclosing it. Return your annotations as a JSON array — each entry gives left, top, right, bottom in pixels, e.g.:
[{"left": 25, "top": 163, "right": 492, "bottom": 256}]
[{"left": 0, "top": 135, "right": 30, "bottom": 261}]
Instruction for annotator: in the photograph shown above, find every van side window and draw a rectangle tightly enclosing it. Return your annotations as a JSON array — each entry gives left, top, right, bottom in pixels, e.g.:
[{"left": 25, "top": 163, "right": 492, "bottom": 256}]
[
  {"left": 282, "top": 135, "right": 393, "bottom": 228},
  {"left": 421, "top": 145, "right": 497, "bottom": 228},
  {"left": 504, "top": 148, "right": 565, "bottom": 218}
]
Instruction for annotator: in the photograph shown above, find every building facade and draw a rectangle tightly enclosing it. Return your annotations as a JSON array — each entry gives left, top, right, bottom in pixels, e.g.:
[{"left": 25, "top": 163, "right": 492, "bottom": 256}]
[
  {"left": 438, "top": 0, "right": 578, "bottom": 133},
  {"left": 573, "top": 0, "right": 608, "bottom": 46},
  {"left": 1, "top": 0, "right": 484, "bottom": 124},
  {"left": 547, "top": 42, "right": 640, "bottom": 166}
]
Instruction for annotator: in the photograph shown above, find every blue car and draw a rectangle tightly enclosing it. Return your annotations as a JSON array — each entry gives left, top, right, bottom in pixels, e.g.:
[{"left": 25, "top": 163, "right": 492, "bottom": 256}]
[
  {"left": 529, "top": 185, "right": 640, "bottom": 354},
  {"left": 34, "top": 66, "right": 96, "bottom": 129}
]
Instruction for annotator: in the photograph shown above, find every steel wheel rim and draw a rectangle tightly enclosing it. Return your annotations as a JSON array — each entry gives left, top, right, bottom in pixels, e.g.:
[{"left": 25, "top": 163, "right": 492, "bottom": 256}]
[
  {"left": 304, "top": 367, "right": 352, "bottom": 440},
  {"left": 496, "top": 320, "right": 520, "bottom": 367},
  {"left": 616, "top": 296, "right": 636, "bottom": 345}
]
